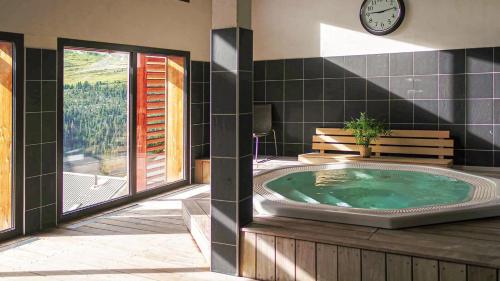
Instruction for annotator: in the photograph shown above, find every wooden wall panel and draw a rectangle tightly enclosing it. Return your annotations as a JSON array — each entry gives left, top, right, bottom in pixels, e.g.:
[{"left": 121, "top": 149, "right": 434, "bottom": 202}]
[
  {"left": 317, "top": 243, "right": 338, "bottom": 281},
  {"left": 387, "top": 254, "right": 411, "bottom": 281},
  {"left": 240, "top": 232, "right": 256, "bottom": 279},
  {"left": 296, "top": 240, "right": 315, "bottom": 281},
  {"left": 413, "top": 258, "right": 438, "bottom": 281},
  {"left": 439, "top": 262, "right": 466, "bottom": 281},
  {"left": 361, "top": 250, "right": 385, "bottom": 281},
  {"left": 468, "top": 265, "right": 497, "bottom": 281},
  {"left": 166, "top": 56, "right": 185, "bottom": 182},
  {"left": 338, "top": 246, "right": 361, "bottom": 281},
  {"left": 0, "top": 42, "right": 12, "bottom": 232},
  {"left": 256, "top": 234, "right": 275, "bottom": 281},
  {"left": 275, "top": 237, "right": 295, "bottom": 281},
  {"left": 240, "top": 231, "right": 500, "bottom": 281}
]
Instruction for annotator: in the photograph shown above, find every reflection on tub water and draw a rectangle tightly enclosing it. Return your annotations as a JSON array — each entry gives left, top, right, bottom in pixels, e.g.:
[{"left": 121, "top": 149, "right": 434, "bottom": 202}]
[{"left": 266, "top": 168, "right": 473, "bottom": 210}]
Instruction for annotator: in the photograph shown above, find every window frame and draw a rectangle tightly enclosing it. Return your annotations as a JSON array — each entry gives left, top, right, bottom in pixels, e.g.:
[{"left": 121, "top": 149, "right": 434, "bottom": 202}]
[
  {"left": 57, "top": 38, "right": 191, "bottom": 222},
  {"left": 0, "top": 31, "right": 24, "bottom": 241}
]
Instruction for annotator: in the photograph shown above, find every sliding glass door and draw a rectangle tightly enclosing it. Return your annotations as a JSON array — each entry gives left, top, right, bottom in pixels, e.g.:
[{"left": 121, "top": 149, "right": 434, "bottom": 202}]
[
  {"left": 0, "top": 32, "right": 23, "bottom": 240},
  {"left": 136, "top": 54, "right": 185, "bottom": 192},
  {"left": 62, "top": 47, "right": 130, "bottom": 213},
  {"left": 59, "top": 39, "right": 189, "bottom": 219}
]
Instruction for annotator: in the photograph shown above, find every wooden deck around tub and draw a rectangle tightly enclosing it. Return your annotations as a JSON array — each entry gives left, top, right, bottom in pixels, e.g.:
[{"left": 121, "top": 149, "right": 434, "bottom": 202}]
[{"left": 240, "top": 215, "right": 500, "bottom": 281}]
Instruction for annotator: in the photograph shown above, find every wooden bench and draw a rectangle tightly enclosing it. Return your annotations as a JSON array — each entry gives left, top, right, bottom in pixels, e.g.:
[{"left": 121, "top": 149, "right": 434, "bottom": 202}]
[{"left": 298, "top": 128, "right": 454, "bottom": 167}]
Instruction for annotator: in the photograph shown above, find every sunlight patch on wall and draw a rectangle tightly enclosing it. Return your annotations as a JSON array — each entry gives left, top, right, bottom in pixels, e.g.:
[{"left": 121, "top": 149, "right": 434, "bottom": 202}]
[{"left": 320, "top": 23, "right": 432, "bottom": 57}]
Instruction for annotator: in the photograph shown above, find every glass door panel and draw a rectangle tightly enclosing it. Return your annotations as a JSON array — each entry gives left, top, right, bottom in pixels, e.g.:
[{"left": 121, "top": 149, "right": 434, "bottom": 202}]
[
  {"left": 136, "top": 54, "right": 185, "bottom": 192},
  {"left": 0, "top": 41, "right": 13, "bottom": 231},
  {"left": 62, "top": 48, "right": 130, "bottom": 213}
]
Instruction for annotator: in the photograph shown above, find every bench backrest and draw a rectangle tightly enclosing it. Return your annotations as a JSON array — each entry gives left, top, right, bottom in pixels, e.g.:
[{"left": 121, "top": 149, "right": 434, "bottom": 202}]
[{"left": 313, "top": 128, "right": 454, "bottom": 159}]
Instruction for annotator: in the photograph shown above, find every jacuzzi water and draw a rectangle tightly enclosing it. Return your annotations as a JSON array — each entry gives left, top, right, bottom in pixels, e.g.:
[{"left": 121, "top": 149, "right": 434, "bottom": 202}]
[{"left": 265, "top": 168, "right": 474, "bottom": 210}]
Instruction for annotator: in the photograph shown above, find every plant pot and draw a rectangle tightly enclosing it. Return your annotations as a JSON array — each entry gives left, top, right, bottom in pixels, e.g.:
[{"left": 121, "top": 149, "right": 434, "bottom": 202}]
[{"left": 359, "top": 146, "right": 372, "bottom": 158}]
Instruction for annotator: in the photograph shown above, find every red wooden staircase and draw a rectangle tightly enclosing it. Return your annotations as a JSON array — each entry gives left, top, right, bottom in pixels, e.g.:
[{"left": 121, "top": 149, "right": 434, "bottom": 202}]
[{"left": 137, "top": 54, "right": 168, "bottom": 191}]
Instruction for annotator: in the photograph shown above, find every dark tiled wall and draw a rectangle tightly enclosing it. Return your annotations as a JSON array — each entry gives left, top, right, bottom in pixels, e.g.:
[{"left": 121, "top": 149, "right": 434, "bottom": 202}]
[
  {"left": 254, "top": 47, "right": 500, "bottom": 167},
  {"left": 190, "top": 61, "right": 210, "bottom": 177},
  {"left": 25, "top": 48, "right": 57, "bottom": 234}
]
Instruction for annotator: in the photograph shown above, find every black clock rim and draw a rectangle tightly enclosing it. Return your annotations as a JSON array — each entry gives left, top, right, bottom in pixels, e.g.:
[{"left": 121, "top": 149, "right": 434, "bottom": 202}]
[{"left": 359, "top": 0, "right": 406, "bottom": 36}]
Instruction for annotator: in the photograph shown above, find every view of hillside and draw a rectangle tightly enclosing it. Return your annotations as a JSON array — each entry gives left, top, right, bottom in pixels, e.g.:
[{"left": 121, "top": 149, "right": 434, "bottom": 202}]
[
  {"left": 63, "top": 49, "right": 129, "bottom": 84},
  {"left": 63, "top": 49, "right": 129, "bottom": 177}
]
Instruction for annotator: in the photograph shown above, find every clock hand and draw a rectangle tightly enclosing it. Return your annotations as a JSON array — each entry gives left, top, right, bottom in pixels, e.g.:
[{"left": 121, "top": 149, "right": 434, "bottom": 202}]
[{"left": 366, "top": 7, "right": 396, "bottom": 15}]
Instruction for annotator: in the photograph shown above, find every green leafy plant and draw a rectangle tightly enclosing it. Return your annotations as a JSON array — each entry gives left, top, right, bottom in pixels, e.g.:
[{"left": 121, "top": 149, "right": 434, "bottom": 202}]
[{"left": 344, "top": 112, "right": 391, "bottom": 147}]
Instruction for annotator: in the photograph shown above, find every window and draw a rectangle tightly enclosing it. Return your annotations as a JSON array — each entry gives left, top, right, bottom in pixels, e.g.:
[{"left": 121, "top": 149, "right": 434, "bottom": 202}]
[
  {"left": 0, "top": 31, "right": 23, "bottom": 240},
  {"left": 59, "top": 39, "right": 189, "bottom": 219},
  {"left": 62, "top": 48, "right": 130, "bottom": 213},
  {"left": 0, "top": 41, "right": 13, "bottom": 231},
  {"left": 136, "top": 54, "right": 185, "bottom": 192}
]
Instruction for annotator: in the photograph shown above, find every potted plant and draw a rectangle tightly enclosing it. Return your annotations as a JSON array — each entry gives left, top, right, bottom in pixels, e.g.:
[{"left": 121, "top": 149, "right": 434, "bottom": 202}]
[{"left": 344, "top": 112, "right": 391, "bottom": 158}]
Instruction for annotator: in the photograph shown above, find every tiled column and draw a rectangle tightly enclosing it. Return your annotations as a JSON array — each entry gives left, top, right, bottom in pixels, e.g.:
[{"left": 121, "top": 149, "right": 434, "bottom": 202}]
[
  {"left": 210, "top": 0, "right": 253, "bottom": 275},
  {"left": 25, "top": 48, "right": 57, "bottom": 234}
]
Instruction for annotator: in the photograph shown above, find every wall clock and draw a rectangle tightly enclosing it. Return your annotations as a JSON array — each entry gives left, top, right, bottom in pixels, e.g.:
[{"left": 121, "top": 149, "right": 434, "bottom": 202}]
[{"left": 360, "top": 0, "right": 405, "bottom": 36}]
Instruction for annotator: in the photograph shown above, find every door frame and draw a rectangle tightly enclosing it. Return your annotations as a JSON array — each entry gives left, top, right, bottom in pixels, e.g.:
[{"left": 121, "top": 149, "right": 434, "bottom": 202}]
[
  {"left": 0, "top": 31, "right": 24, "bottom": 241},
  {"left": 57, "top": 38, "right": 190, "bottom": 222}
]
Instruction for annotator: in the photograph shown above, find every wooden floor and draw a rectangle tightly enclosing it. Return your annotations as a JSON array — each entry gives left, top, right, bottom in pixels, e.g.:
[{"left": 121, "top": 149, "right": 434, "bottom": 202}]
[{"left": 0, "top": 185, "right": 249, "bottom": 281}]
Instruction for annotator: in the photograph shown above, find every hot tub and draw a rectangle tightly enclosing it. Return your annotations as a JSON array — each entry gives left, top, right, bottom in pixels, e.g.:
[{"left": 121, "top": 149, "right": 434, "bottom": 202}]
[{"left": 253, "top": 163, "right": 500, "bottom": 229}]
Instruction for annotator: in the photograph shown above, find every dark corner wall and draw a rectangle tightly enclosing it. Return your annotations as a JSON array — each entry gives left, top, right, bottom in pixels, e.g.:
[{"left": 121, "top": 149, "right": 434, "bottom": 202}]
[
  {"left": 25, "top": 48, "right": 58, "bottom": 234},
  {"left": 190, "top": 61, "right": 210, "bottom": 177},
  {"left": 23, "top": 54, "right": 209, "bottom": 234},
  {"left": 253, "top": 47, "right": 500, "bottom": 167}
]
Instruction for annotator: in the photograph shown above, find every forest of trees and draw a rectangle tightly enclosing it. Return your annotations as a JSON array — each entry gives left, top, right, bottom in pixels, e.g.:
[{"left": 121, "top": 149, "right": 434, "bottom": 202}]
[{"left": 63, "top": 81, "right": 128, "bottom": 159}]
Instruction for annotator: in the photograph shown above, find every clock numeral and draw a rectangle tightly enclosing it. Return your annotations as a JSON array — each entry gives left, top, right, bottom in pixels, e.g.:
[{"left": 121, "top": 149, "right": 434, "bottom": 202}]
[{"left": 388, "top": 19, "right": 392, "bottom": 24}]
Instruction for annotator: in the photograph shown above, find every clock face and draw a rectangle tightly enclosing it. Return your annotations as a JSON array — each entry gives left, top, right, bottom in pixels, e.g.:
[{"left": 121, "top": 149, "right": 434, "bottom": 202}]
[{"left": 360, "top": 0, "right": 405, "bottom": 35}]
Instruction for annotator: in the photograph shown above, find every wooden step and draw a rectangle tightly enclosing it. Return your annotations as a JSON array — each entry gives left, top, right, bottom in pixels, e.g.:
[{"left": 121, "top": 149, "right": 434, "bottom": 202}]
[
  {"left": 146, "top": 65, "right": 166, "bottom": 72},
  {"left": 146, "top": 123, "right": 165, "bottom": 130},
  {"left": 146, "top": 145, "right": 164, "bottom": 153},
  {"left": 146, "top": 165, "right": 165, "bottom": 174},
  {"left": 147, "top": 101, "right": 165, "bottom": 108},
  {"left": 146, "top": 130, "right": 165, "bottom": 138},
  {"left": 147, "top": 81, "right": 165, "bottom": 88},
  {"left": 146, "top": 116, "right": 165, "bottom": 122},
  {"left": 147, "top": 108, "right": 165, "bottom": 115},
  {"left": 147, "top": 87, "right": 166, "bottom": 93},
  {"left": 146, "top": 172, "right": 166, "bottom": 181},
  {"left": 146, "top": 138, "right": 165, "bottom": 146},
  {"left": 146, "top": 97, "right": 165, "bottom": 104},
  {"left": 147, "top": 156, "right": 166, "bottom": 163},
  {"left": 146, "top": 62, "right": 166, "bottom": 65},
  {"left": 146, "top": 72, "right": 166, "bottom": 79},
  {"left": 145, "top": 56, "right": 166, "bottom": 63}
]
